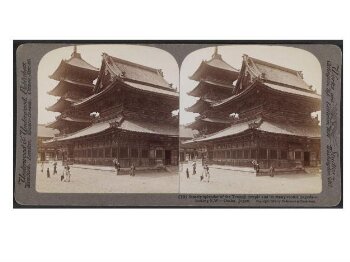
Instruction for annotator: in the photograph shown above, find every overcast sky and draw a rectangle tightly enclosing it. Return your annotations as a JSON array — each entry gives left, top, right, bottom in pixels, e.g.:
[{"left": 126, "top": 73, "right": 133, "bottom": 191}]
[
  {"left": 180, "top": 45, "right": 322, "bottom": 125},
  {"left": 38, "top": 44, "right": 179, "bottom": 124}
]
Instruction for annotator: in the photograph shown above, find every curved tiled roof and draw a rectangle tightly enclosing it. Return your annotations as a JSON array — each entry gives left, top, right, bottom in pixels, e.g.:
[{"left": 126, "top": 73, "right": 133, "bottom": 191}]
[
  {"left": 196, "top": 118, "right": 320, "bottom": 142},
  {"left": 65, "top": 54, "right": 99, "bottom": 72},
  {"left": 48, "top": 78, "right": 94, "bottom": 96},
  {"left": 103, "top": 53, "right": 173, "bottom": 89},
  {"left": 185, "top": 98, "right": 212, "bottom": 113},
  {"left": 242, "top": 55, "right": 316, "bottom": 92},
  {"left": 55, "top": 117, "right": 179, "bottom": 142},
  {"left": 187, "top": 80, "right": 234, "bottom": 97},
  {"left": 189, "top": 48, "right": 239, "bottom": 81},
  {"left": 50, "top": 51, "right": 99, "bottom": 81},
  {"left": 213, "top": 80, "right": 321, "bottom": 110}
]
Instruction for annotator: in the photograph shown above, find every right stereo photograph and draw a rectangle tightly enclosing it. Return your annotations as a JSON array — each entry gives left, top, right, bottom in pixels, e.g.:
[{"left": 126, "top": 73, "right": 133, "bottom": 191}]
[{"left": 179, "top": 45, "right": 321, "bottom": 194}]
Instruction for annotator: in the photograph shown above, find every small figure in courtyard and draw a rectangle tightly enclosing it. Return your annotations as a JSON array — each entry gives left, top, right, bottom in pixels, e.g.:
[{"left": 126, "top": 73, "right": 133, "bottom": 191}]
[
  {"left": 269, "top": 165, "right": 275, "bottom": 177},
  {"left": 113, "top": 158, "right": 121, "bottom": 176},
  {"left": 46, "top": 167, "right": 50, "bottom": 178},
  {"left": 60, "top": 170, "right": 64, "bottom": 182},
  {"left": 65, "top": 165, "right": 71, "bottom": 182},
  {"left": 53, "top": 162, "right": 57, "bottom": 175},
  {"left": 205, "top": 164, "right": 210, "bottom": 183},
  {"left": 130, "top": 164, "right": 136, "bottom": 177},
  {"left": 192, "top": 161, "right": 196, "bottom": 175},
  {"left": 186, "top": 168, "right": 189, "bottom": 179},
  {"left": 252, "top": 160, "right": 260, "bottom": 174}
]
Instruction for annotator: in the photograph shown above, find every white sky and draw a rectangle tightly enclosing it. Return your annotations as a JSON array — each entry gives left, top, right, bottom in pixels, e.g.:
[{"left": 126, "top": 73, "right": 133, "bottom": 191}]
[
  {"left": 38, "top": 44, "right": 179, "bottom": 124},
  {"left": 180, "top": 45, "right": 322, "bottom": 125}
]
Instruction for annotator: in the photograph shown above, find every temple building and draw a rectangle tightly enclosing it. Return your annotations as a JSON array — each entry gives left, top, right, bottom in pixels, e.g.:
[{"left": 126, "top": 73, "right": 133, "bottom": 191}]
[
  {"left": 185, "top": 47, "right": 240, "bottom": 136},
  {"left": 184, "top": 52, "right": 321, "bottom": 171},
  {"left": 45, "top": 47, "right": 179, "bottom": 168},
  {"left": 37, "top": 124, "right": 59, "bottom": 161},
  {"left": 179, "top": 125, "right": 198, "bottom": 162},
  {"left": 46, "top": 46, "right": 100, "bottom": 135}
]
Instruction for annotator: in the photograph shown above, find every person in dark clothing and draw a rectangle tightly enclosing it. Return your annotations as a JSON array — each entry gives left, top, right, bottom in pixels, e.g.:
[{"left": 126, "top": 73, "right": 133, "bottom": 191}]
[
  {"left": 130, "top": 164, "right": 136, "bottom": 177},
  {"left": 252, "top": 160, "right": 260, "bottom": 174},
  {"left": 46, "top": 167, "right": 50, "bottom": 178},
  {"left": 205, "top": 164, "right": 210, "bottom": 183},
  {"left": 269, "top": 165, "right": 275, "bottom": 177},
  {"left": 113, "top": 158, "right": 121, "bottom": 176},
  {"left": 66, "top": 165, "right": 71, "bottom": 182},
  {"left": 53, "top": 162, "right": 57, "bottom": 175},
  {"left": 186, "top": 168, "right": 190, "bottom": 179}
]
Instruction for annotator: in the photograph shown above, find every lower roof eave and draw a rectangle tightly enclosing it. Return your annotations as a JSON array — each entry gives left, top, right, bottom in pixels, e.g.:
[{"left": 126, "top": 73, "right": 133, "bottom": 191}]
[
  {"left": 196, "top": 130, "right": 321, "bottom": 143},
  {"left": 55, "top": 118, "right": 179, "bottom": 142}
]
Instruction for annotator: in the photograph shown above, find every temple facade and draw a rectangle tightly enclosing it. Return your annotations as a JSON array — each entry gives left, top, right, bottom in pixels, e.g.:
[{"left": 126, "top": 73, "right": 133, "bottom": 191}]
[
  {"left": 184, "top": 50, "right": 321, "bottom": 171},
  {"left": 45, "top": 47, "right": 179, "bottom": 168}
]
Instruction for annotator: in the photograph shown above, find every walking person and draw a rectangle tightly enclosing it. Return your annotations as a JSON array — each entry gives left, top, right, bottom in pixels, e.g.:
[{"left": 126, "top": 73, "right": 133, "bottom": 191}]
[
  {"left": 252, "top": 160, "right": 260, "bottom": 174},
  {"left": 53, "top": 161, "right": 57, "bottom": 175},
  {"left": 130, "top": 163, "right": 136, "bottom": 177},
  {"left": 113, "top": 158, "right": 121, "bottom": 176},
  {"left": 192, "top": 161, "right": 196, "bottom": 175},
  {"left": 61, "top": 168, "right": 65, "bottom": 182},
  {"left": 205, "top": 164, "right": 210, "bottom": 183},
  {"left": 269, "top": 165, "right": 275, "bottom": 177},
  {"left": 66, "top": 166, "right": 71, "bottom": 182},
  {"left": 186, "top": 168, "right": 189, "bottom": 179},
  {"left": 64, "top": 165, "right": 71, "bottom": 182},
  {"left": 46, "top": 167, "right": 50, "bottom": 178}
]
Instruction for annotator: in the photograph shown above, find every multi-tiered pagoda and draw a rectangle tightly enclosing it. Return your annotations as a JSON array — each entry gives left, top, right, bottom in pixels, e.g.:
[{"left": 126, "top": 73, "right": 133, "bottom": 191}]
[
  {"left": 47, "top": 49, "right": 179, "bottom": 167},
  {"left": 46, "top": 46, "right": 99, "bottom": 135},
  {"left": 185, "top": 53, "right": 321, "bottom": 171},
  {"left": 185, "top": 47, "right": 240, "bottom": 136}
]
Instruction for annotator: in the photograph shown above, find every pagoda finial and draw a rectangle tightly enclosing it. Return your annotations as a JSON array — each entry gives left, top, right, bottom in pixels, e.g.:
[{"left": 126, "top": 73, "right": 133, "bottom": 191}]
[
  {"left": 71, "top": 45, "right": 81, "bottom": 58},
  {"left": 212, "top": 46, "right": 221, "bottom": 59}
]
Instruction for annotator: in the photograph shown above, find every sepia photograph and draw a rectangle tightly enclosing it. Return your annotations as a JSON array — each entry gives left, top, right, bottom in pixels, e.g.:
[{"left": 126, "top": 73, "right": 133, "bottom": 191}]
[
  {"left": 6, "top": 2, "right": 347, "bottom": 262},
  {"left": 14, "top": 41, "right": 341, "bottom": 207},
  {"left": 36, "top": 45, "right": 180, "bottom": 193},
  {"left": 179, "top": 45, "right": 322, "bottom": 194}
]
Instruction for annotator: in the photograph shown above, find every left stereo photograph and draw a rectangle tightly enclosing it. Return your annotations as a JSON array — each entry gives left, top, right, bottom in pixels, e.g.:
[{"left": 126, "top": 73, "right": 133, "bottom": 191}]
[{"left": 16, "top": 44, "right": 180, "bottom": 197}]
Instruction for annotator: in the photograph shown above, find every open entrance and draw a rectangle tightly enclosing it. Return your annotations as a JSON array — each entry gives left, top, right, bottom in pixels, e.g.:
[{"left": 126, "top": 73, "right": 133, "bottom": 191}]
[
  {"left": 165, "top": 150, "right": 171, "bottom": 165},
  {"left": 304, "top": 151, "right": 310, "bottom": 167}
]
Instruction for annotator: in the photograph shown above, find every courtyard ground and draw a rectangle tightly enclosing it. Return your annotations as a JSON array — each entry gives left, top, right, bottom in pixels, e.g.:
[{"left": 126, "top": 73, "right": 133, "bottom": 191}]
[
  {"left": 36, "top": 161, "right": 322, "bottom": 194},
  {"left": 180, "top": 161, "right": 322, "bottom": 194},
  {"left": 36, "top": 161, "right": 179, "bottom": 193}
]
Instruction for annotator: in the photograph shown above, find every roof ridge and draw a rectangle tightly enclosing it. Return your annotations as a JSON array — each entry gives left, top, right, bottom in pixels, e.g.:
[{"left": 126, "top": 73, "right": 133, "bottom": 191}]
[
  {"left": 65, "top": 54, "right": 99, "bottom": 71},
  {"left": 206, "top": 56, "right": 239, "bottom": 72},
  {"left": 102, "top": 53, "right": 161, "bottom": 74},
  {"left": 244, "top": 54, "right": 302, "bottom": 76}
]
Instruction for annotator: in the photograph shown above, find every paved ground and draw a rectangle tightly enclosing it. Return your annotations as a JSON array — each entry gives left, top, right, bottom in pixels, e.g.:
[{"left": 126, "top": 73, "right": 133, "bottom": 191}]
[
  {"left": 180, "top": 161, "right": 322, "bottom": 194},
  {"left": 36, "top": 161, "right": 322, "bottom": 194},
  {"left": 36, "top": 161, "right": 179, "bottom": 193}
]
